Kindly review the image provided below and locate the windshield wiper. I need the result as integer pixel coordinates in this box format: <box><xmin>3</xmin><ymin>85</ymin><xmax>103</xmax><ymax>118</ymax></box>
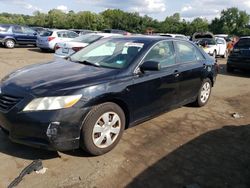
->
<box><xmin>69</xmin><ymin>58</ymin><xmax>100</xmax><ymax>67</ymax></box>
<box><xmin>79</xmin><ymin>60</ymin><xmax>100</xmax><ymax>67</ymax></box>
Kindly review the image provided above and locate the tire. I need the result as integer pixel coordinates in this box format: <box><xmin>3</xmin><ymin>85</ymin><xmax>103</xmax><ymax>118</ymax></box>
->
<box><xmin>81</xmin><ymin>102</ymin><xmax>125</xmax><ymax>156</ymax></box>
<box><xmin>4</xmin><ymin>39</ymin><xmax>15</xmax><ymax>49</ymax></box>
<box><xmin>40</xmin><ymin>48</ymin><xmax>48</xmax><ymax>52</ymax></box>
<box><xmin>227</xmin><ymin>65</ymin><xmax>234</xmax><ymax>72</ymax></box>
<box><xmin>212</xmin><ymin>50</ymin><xmax>216</xmax><ymax>58</ymax></box>
<box><xmin>194</xmin><ymin>79</ymin><xmax>212</xmax><ymax>107</ymax></box>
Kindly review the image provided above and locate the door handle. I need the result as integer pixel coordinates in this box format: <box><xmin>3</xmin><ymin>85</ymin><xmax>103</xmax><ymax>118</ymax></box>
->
<box><xmin>174</xmin><ymin>70</ymin><xmax>180</xmax><ymax>77</ymax></box>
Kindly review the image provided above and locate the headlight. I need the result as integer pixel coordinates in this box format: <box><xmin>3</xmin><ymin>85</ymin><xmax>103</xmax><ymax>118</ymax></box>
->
<box><xmin>23</xmin><ymin>95</ymin><xmax>82</xmax><ymax>111</ymax></box>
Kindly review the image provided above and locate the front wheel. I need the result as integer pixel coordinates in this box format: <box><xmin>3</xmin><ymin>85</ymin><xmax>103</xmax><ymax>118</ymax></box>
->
<box><xmin>194</xmin><ymin>79</ymin><xmax>212</xmax><ymax>107</ymax></box>
<box><xmin>5</xmin><ymin>39</ymin><xmax>15</xmax><ymax>49</ymax></box>
<box><xmin>81</xmin><ymin>102</ymin><xmax>125</xmax><ymax>156</ymax></box>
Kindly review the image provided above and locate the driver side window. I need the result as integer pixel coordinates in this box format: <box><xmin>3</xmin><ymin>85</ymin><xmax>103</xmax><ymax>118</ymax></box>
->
<box><xmin>143</xmin><ymin>41</ymin><xmax>176</xmax><ymax>68</ymax></box>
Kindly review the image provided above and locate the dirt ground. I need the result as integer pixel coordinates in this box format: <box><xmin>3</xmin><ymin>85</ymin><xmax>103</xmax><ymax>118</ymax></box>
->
<box><xmin>0</xmin><ymin>46</ymin><xmax>250</xmax><ymax>188</ymax></box>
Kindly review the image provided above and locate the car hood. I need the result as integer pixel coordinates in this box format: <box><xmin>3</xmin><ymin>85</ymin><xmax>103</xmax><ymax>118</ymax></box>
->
<box><xmin>1</xmin><ymin>59</ymin><xmax>120</xmax><ymax>96</ymax></box>
<box><xmin>58</xmin><ymin>41</ymin><xmax>89</xmax><ymax>48</ymax></box>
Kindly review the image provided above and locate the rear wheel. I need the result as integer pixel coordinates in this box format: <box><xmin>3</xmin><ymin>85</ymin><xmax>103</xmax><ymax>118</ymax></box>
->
<box><xmin>81</xmin><ymin>102</ymin><xmax>125</xmax><ymax>156</ymax></box>
<box><xmin>194</xmin><ymin>79</ymin><xmax>212</xmax><ymax>107</ymax></box>
<box><xmin>5</xmin><ymin>39</ymin><xmax>15</xmax><ymax>49</ymax></box>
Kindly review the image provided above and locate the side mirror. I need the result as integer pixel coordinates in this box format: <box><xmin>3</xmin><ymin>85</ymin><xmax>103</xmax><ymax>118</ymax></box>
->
<box><xmin>34</xmin><ymin>32</ymin><xmax>38</xmax><ymax>36</ymax></box>
<box><xmin>141</xmin><ymin>61</ymin><xmax>161</xmax><ymax>71</ymax></box>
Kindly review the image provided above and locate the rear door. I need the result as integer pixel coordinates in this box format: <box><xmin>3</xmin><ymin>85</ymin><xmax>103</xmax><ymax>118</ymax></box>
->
<box><xmin>174</xmin><ymin>41</ymin><xmax>205</xmax><ymax>105</ymax></box>
<box><xmin>22</xmin><ymin>27</ymin><xmax>37</xmax><ymax>44</ymax></box>
<box><xmin>131</xmin><ymin>40</ymin><xmax>179</xmax><ymax>121</ymax></box>
<box><xmin>12</xmin><ymin>25</ymin><xmax>26</xmax><ymax>44</ymax></box>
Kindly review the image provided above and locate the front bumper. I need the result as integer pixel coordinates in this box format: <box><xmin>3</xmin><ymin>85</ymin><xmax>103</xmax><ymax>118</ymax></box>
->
<box><xmin>0</xmin><ymin>106</ymin><xmax>90</xmax><ymax>151</ymax></box>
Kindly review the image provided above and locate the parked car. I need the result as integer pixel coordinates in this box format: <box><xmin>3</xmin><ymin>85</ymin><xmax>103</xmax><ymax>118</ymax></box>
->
<box><xmin>103</xmin><ymin>29</ymin><xmax>131</xmax><ymax>35</ymax></box>
<box><xmin>158</xmin><ymin>33</ymin><xmax>188</xmax><ymax>40</ymax></box>
<box><xmin>215</xmin><ymin>37</ymin><xmax>227</xmax><ymax>58</ymax></box>
<box><xmin>196</xmin><ymin>38</ymin><xmax>219</xmax><ymax>57</ymax></box>
<box><xmin>227</xmin><ymin>37</ymin><xmax>250</xmax><ymax>72</ymax></box>
<box><xmin>0</xmin><ymin>36</ymin><xmax>217</xmax><ymax>155</ymax></box>
<box><xmin>55</xmin><ymin>33</ymin><xmax>121</xmax><ymax>58</ymax></box>
<box><xmin>69</xmin><ymin>29</ymin><xmax>96</xmax><ymax>35</ymax></box>
<box><xmin>36</xmin><ymin>30</ymin><xmax>78</xmax><ymax>51</ymax></box>
<box><xmin>0</xmin><ymin>24</ymin><xmax>37</xmax><ymax>48</ymax></box>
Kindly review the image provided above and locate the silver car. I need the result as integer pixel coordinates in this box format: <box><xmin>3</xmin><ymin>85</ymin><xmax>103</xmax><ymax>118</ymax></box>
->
<box><xmin>36</xmin><ymin>30</ymin><xmax>78</xmax><ymax>51</ymax></box>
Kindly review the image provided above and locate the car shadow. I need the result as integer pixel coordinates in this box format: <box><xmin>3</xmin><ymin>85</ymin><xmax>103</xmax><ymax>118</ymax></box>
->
<box><xmin>126</xmin><ymin>124</ymin><xmax>250</xmax><ymax>188</ymax></box>
<box><xmin>0</xmin><ymin>131</ymin><xmax>59</xmax><ymax>160</ymax></box>
<box><xmin>218</xmin><ymin>63</ymin><xmax>250</xmax><ymax>78</ymax></box>
<box><xmin>28</xmin><ymin>48</ymin><xmax>54</xmax><ymax>53</ymax></box>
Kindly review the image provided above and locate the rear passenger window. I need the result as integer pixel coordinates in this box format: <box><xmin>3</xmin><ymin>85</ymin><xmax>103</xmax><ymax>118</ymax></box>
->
<box><xmin>23</xmin><ymin>27</ymin><xmax>35</xmax><ymax>34</ymax></box>
<box><xmin>67</xmin><ymin>32</ymin><xmax>78</xmax><ymax>38</ymax></box>
<box><xmin>176</xmin><ymin>41</ymin><xmax>197</xmax><ymax>63</ymax></box>
<box><xmin>144</xmin><ymin>41</ymin><xmax>176</xmax><ymax>68</ymax></box>
<box><xmin>12</xmin><ymin>26</ymin><xmax>23</xmax><ymax>33</ymax></box>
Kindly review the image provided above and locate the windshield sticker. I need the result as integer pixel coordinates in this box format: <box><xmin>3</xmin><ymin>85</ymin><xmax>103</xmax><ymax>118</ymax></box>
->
<box><xmin>125</xmin><ymin>42</ymin><xmax>144</xmax><ymax>48</ymax></box>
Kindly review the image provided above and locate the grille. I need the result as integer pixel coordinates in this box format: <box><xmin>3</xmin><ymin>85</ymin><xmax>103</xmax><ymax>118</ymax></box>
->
<box><xmin>0</xmin><ymin>94</ymin><xmax>22</xmax><ymax>112</ymax></box>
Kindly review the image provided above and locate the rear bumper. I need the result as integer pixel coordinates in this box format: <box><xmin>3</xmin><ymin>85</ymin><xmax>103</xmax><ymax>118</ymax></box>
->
<box><xmin>227</xmin><ymin>57</ymin><xmax>250</xmax><ymax>70</ymax></box>
<box><xmin>36</xmin><ymin>42</ymin><xmax>54</xmax><ymax>50</ymax></box>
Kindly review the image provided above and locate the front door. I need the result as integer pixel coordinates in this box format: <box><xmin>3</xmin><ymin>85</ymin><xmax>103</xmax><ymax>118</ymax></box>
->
<box><xmin>130</xmin><ymin>41</ymin><xmax>179</xmax><ymax>122</ymax></box>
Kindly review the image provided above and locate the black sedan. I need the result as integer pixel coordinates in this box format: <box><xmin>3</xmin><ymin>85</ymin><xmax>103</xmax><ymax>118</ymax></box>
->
<box><xmin>0</xmin><ymin>36</ymin><xmax>217</xmax><ymax>155</ymax></box>
<box><xmin>227</xmin><ymin>37</ymin><xmax>250</xmax><ymax>72</ymax></box>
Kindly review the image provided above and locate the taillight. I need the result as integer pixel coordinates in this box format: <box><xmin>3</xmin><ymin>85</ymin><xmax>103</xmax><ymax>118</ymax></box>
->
<box><xmin>55</xmin><ymin>44</ymin><xmax>60</xmax><ymax>51</ymax></box>
<box><xmin>72</xmin><ymin>47</ymin><xmax>84</xmax><ymax>52</ymax></box>
<box><xmin>48</xmin><ymin>36</ymin><xmax>55</xmax><ymax>41</ymax></box>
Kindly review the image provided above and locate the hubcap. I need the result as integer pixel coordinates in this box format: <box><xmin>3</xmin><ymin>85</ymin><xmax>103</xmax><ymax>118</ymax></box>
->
<box><xmin>200</xmin><ymin>82</ymin><xmax>211</xmax><ymax>103</ymax></box>
<box><xmin>92</xmin><ymin>112</ymin><xmax>121</xmax><ymax>148</ymax></box>
<box><xmin>6</xmin><ymin>40</ymin><xmax>14</xmax><ymax>48</ymax></box>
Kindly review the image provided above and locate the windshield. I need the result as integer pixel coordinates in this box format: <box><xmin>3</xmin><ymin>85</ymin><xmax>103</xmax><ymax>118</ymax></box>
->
<box><xmin>72</xmin><ymin>34</ymin><xmax>103</xmax><ymax>44</ymax></box>
<box><xmin>70</xmin><ymin>38</ymin><xmax>146</xmax><ymax>69</ymax></box>
<box><xmin>235</xmin><ymin>38</ymin><xmax>250</xmax><ymax>48</ymax></box>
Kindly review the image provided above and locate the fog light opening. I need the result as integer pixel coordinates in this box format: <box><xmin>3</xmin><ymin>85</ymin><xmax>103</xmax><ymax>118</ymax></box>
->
<box><xmin>47</xmin><ymin>122</ymin><xmax>60</xmax><ymax>138</ymax></box>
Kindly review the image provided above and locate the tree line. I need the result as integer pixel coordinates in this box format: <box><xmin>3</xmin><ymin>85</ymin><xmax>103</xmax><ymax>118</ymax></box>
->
<box><xmin>0</xmin><ymin>7</ymin><xmax>249</xmax><ymax>36</ymax></box>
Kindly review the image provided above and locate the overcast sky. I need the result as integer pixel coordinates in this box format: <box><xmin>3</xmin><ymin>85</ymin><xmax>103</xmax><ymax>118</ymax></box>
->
<box><xmin>0</xmin><ymin>0</ymin><xmax>250</xmax><ymax>21</ymax></box>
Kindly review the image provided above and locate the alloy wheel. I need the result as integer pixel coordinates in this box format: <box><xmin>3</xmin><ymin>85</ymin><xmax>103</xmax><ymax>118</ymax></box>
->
<box><xmin>200</xmin><ymin>82</ymin><xmax>211</xmax><ymax>103</ymax></box>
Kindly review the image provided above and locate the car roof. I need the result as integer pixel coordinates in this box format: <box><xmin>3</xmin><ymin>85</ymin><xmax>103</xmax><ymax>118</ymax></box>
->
<box><xmin>91</xmin><ymin>33</ymin><xmax>122</xmax><ymax>37</ymax></box>
<box><xmin>106</xmin><ymin>35</ymin><xmax>189</xmax><ymax>43</ymax></box>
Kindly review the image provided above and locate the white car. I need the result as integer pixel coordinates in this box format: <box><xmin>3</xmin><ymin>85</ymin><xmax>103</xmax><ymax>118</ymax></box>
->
<box><xmin>197</xmin><ymin>37</ymin><xmax>227</xmax><ymax>58</ymax></box>
<box><xmin>215</xmin><ymin>37</ymin><xmax>227</xmax><ymax>58</ymax></box>
<box><xmin>36</xmin><ymin>30</ymin><xmax>78</xmax><ymax>51</ymax></box>
<box><xmin>54</xmin><ymin>33</ymin><xmax>122</xmax><ymax>58</ymax></box>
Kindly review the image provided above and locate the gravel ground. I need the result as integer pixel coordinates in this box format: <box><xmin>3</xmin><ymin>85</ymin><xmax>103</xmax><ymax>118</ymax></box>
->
<box><xmin>0</xmin><ymin>46</ymin><xmax>250</xmax><ymax>188</ymax></box>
